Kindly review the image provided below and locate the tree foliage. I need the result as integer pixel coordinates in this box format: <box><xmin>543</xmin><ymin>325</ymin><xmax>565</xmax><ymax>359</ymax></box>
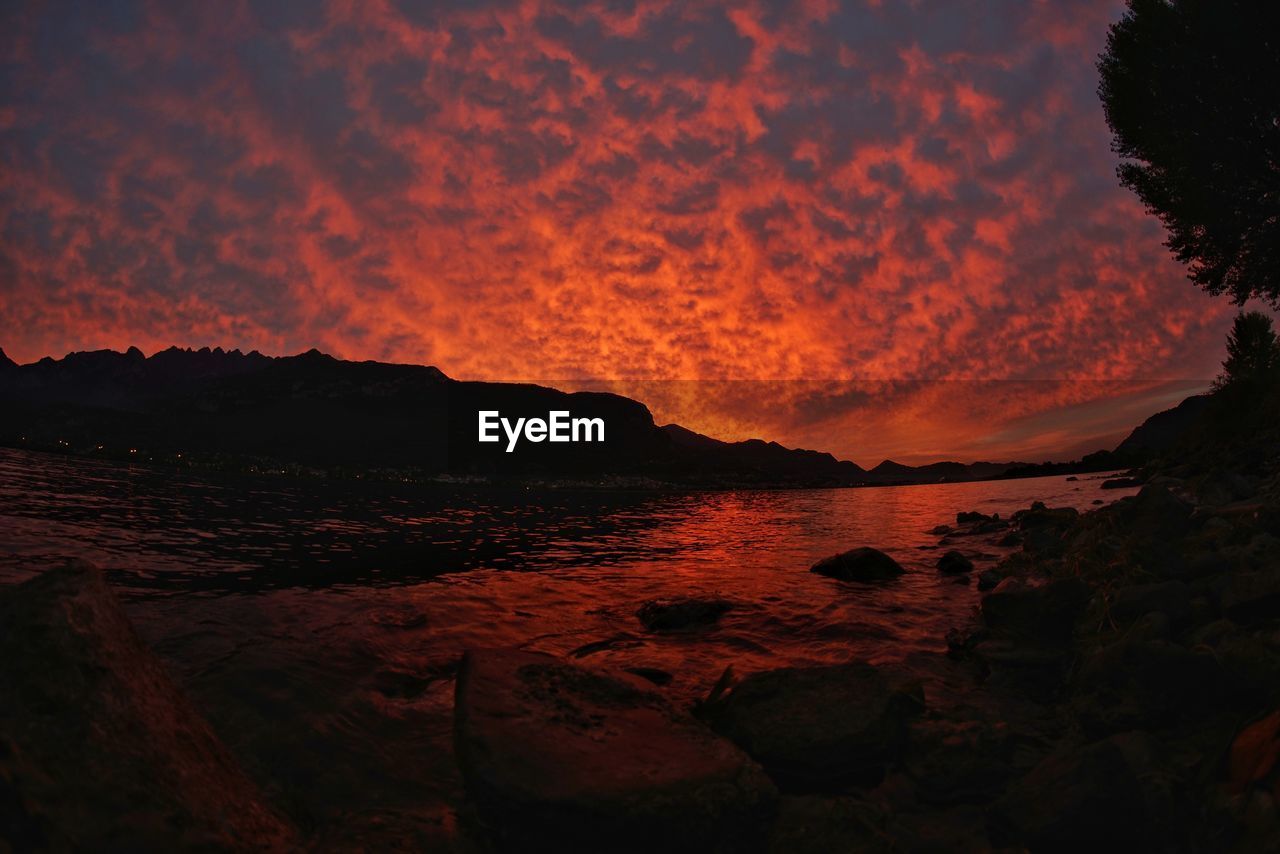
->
<box><xmin>1098</xmin><ymin>0</ymin><xmax>1280</xmax><ymax>305</ymax></box>
<box><xmin>1214</xmin><ymin>311</ymin><xmax>1279</xmax><ymax>391</ymax></box>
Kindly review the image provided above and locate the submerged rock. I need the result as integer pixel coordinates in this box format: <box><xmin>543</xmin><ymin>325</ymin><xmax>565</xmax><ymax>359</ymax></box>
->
<box><xmin>706</xmin><ymin>661</ymin><xmax>924</xmax><ymax>791</ymax></box>
<box><xmin>0</xmin><ymin>563</ymin><xmax>296</xmax><ymax>851</ymax></box>
<box><xmin>937</xmin><ymin>550</ymin><xmax>975</xmax><ymax>575</ymax></box>
<box><xmin>636</xmin><ymin>597</ymin><xmax>734</xmax><ymax>631</ymax></box>
<box><xmin>809</xmin><ymin>548</ymin><xmax>905</xmax><ymax>583</ymax></box>
<box><xmin>623</xmin><ymin>665</ymin><xmax>674</xmax><ymax>686</ymax></box>
<box><xmin>453</xmin><ymin>648</ymin><xmax>777</xmax><ymax>852</ymax></box>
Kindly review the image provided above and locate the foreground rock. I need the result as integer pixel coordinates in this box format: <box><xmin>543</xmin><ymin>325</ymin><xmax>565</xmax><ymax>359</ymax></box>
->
<box><xmin>809</xmin><ymin>548</ymin><xmax>905</xmax><ymax>583</ymax></box>
<box><xmin>988</xmin><ymin>732</ymin><xmax>1172</xmax><ymax>852</ymax></box>
<box><xmin>1011</xmin><ymin>503</ymin><xmax>1080</xmax><ymax>554</ymax></box>
<box><xmin>954</xmin><ymin>511</ymin><xmax>1009</xmax><ymax>534</ymax></box>
<box><xmin>1218</xmin><ymin>566</ymin><xmax>1280</xmax><ymax>625</ymax></box>
<box><xmin>454</xmin><ymin>648</ymin><xmax>777</xmax><ymax>852</ymax></box>
<box><xmin>903</xmin><ymin>717</ymin><xmax>1013</xmax><ymax>806</ymax></box>
<box><xmin>980</xmin><ymin>577</ymin><xmax>1090</xmax><ymax>645</ymax></box>
<box><xmin>705</xmin><ymin>662</ymin><xmax>924</xmax><ymax>791</ymax></box>
<box><xmin>767</xmin><ymin>795</ymin><xmax>892</xmax><ymax>853</ymax></box>
<box><xmin>636</xmin><ymin>596</ymin><xmax>734</xmax><ymax>631</ymax></box>
<box><xmin>0</xmin><ymin>563</ymin><xmax>296</xmax><ymax>851</ymax></box>
<box><xmin>1072</xmin><ymin>638</ymin><xmax>1223</xmax><ymax>734</ymax></box>
<box><xmin>1104</xmin><ymin>580</ymin><xmax>1193</xmax><ymax>630</ymax></box>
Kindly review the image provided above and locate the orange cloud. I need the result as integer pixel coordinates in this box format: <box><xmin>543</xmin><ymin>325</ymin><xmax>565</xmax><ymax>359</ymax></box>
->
<box><xmin>0</xmin><ymin>0</ymin><xmax>1242</xmax><ymax>461</ymax></box>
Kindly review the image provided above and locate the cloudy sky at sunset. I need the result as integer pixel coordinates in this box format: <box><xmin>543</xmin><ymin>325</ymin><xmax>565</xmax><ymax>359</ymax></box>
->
<box><xmin>0</xmin><ymin>0</ymin><xmax>1249</xmax><ymax>464</ymax></box>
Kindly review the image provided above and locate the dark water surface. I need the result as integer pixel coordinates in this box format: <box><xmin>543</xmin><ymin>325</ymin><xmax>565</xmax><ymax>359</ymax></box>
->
<box><xmin>0</xmin><ymin>447</ymin><xmax>1138</xmax><ymax>839</ymax></box>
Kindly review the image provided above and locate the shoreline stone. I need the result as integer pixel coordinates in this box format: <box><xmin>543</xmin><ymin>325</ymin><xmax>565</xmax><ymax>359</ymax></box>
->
<box><xmin>937</xmin><ymin>550</ymin><xmax>975</xmax><ymax>575</ymax></box>
<box><xmin>809</xmin><ymin>548</ymin><xmax>905</xmax><ymax>583</ymax></box>
<box><xmin>0</xmin><ymin>563</ymin><xmax>296</xmax><ymax>851</ymax></box>
<box><xmin>704</xmin><ymin>661</ymin><xmax>924</xmax><ymax>792</ymax></box>
<box><xmin>453</xmin><ymin>648</ymin><xmax>778</xmax><ymax>852</ymax></box>
<box><xmin>636</xmin><ymin>597</ymin><xmax>734</xmax><ymax>631</ymax></box>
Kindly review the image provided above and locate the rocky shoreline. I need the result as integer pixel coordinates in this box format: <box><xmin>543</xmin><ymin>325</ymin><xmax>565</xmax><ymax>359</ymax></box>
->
<box><xmin>3</xmin><ymin>470</ymin><xmax>1278</xmax><ymax>851</ymax></box>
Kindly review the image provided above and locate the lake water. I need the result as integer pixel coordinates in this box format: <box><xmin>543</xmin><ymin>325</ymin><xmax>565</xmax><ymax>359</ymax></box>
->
<box><xmin>0</xmin><ymin>446</ymin><xmax>1139</xmax><ymax>841</ymax></box>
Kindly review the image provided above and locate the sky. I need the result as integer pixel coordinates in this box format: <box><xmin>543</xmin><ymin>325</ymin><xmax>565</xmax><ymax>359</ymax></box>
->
<box><xmin>0</xmin><ymin>0</ymin><xmax>1248</xmax><ymax>465</ymax></box>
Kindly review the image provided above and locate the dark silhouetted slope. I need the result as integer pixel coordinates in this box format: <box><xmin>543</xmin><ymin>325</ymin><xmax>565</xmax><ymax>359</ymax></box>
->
<box><xmin>1115</xmin><ymin>395</ymin><xmax>1212</xmax><ymax>455</ymax></box>
<box><xmin>661</xmin><ymin>424</ymin><xmax>866</xmax><ymax>484</ymax></box>
<box><xmin>0</xmin><ymin>347</ymin><xmax>863</xmax><ymax>486</ymax></box>
<box><xmin>1</xmin><ymin>346</ymin><xmax>1205</xmax><ymax>488</ymax></box>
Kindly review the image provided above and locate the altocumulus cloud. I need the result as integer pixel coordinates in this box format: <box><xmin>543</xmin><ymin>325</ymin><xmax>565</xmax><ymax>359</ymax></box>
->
<box><xmin>0</xmin><ymin>0</ymin><xmax>1244</xmax><ymax>461</ymax></box>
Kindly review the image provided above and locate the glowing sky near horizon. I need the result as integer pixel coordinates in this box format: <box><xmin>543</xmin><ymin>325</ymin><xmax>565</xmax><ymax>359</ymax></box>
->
<box><xmin>0</xmin><ymin>0</ymin><xmax>1246</xmax><ymax>464</ymax></box>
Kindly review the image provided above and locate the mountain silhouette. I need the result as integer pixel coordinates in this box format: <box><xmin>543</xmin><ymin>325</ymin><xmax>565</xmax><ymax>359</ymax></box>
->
<box><xmin>0</xmin><ymin>346</ymin><xmax>1172</xmax><ymax>487</ymax></box>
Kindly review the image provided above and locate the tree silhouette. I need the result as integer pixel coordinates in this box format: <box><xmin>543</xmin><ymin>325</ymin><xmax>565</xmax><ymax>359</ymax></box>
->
<box><xmin>1214</xmin><ymin>311</ymin><xmax>1279</xmax><ymax>392</ymax></box>
<box><xmin>1098</xmin><ymin>0</ymin><xmax>1280</xmax><ymax>305</ymax></box>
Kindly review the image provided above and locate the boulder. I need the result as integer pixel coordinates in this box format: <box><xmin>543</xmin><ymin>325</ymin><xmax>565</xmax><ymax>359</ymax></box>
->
<box><xmin>937</xmin><ymin>550</ymin><xmax>975</xmax><ymax>575</ymax></box>
<box><xmin>1101</xmin><ymin>477</ymin><xmax>1142</xmax><ymax>489</ymax></box>
<box><xmin>903</xmin><ymin>718</ymin><xmax>1011</xmax><ymax>806</ymax></box>
<box><xmin>706</xmin><ymin>662</ymin><xmax>924</xmax><ymax>791</ymax></box>
<box><xmin>988</xmin><ymin>733</ymin><xmax>1168</xmax><ymax>852</ymax></box>
<box><xmin>454</xmin><ymin>648</ymin><xmax>777</xmax><ymax>852</ymax></box>
<box><xmin>976</xmin><ymin>569</ymin><xmax>1003</xmax><ymax>591</ymax></box>
<box><xmin>968</xmin><ymin>638</ymin><xmax>1072</xmax><ymax>699</ymax></box>
<box><xmin>1107</xmin><ymin>580</ymin><xmax>1193</xmax><ymax>630</ymax></box>
<box><xmin>1013</xmin><ymin>503</ymin><xmax>1079</xmax><ymax>531</ymax></box>
<box><xmin>767</xmin><ymin>796</ymin><xmax>892</xmax><ymax>853</ymax></box>
<box><xmin>954</xmin><ymin>511</ymin><xmax>1011</xmax><ymax>534</ymax></box>
<box><xmin>1213</xmin><ymin>632</ymin><xmax>1280</xmax><ymax>711</ymax></box>
<box><xmin>980</xmin><ymin>577</ymin><xmax>1091</xmax><ymax>645</ymax></box>
<box><xmin>1012</xmin><ymin>504</ymin><xmax>1079</xmax><ymax>555</ymax></box>
<box><xmin>1123</xmin><ymin>611</ymin><xmax>1173</xmax><ymax>642</ymax></box>
<box><xmin>1219</xmin><ymin>568</ymin><xmax>1280</xmax><ymax>625</ymax></box>
<box><xmin>0</xmin><ymin>563</ymin><xmax>296</xmax><ymax>851</ymax></box>
<box><xmin>1123</xmin><ymin>484</ymin><xmax>1195</xmax><ymax>544</ymax></box>
<box><xmin>1072</xmin><ymin>638</ymin><xmax>1222</xmax><ymax>734</ymax></box>
<box><xmin>636</xmin><ymin>597</ymin><xmax>733</xmax><ymax>631</ymax></box>
<box><xmin>1196</xmin><ymin>470</ymin><xmax>1259</xmax><ymax>506</ymax></box>
<box><xmin>809</xmin><ymin>548</ymin><xmax>905</xmax><ymax>583</ymax></box>
<box><xmin>885</xmin><ymin>803</ymin><xmax>994</xmax><ymax>852</ymax></box>
<box><xmin>1021</xmin><ymin>527</ymin><xmax>1067</xmax><ymax>555</ymax></box>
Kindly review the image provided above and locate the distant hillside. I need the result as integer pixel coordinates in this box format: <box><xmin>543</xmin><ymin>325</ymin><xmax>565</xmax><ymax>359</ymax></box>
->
<box><xmin>0</xmin><ymin>347</ymin><xmax>867</xmax><ymax>487</ymax></box>
<box><xmin>867</xmin><ymin>459</ymin><xmax>1019</xmax><ymax>484</ymax></box>
<box><xmin>0</xmin><ymin>345</ymin><xmax>1201</xmax><ymax>488</ymax></box>
<box><xmin>660</xmin><ymin>424</ymin><xmax>866</xmax><ymax>483</ymax></box>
